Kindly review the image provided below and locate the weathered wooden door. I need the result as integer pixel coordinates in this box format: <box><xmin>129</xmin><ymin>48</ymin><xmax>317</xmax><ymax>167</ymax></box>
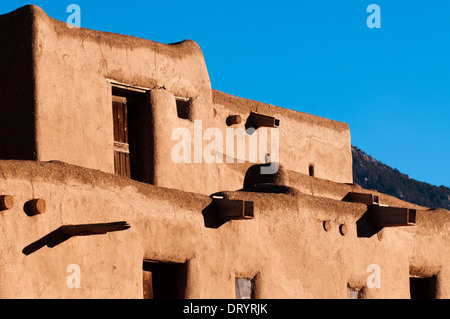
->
<box><xmin>143</xmin><ymin>270</ymin><xmax>154</xmax><ymax>299</ymax></box>
<box><xmin>112</xmin><ymin>95</ymin><xmax>131</xmax><ymax>177</ymax></box>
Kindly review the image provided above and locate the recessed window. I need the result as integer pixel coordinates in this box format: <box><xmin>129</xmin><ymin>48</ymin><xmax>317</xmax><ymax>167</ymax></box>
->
<box><xmin>143</xmin><ymin>260</ymin><xmax>188</xmax><ymax>299</ymax></box>
<box><xmin>235</xmin><ymin>277</ymin><xmax>256</xmax><ymax>299</ymax></box>
<box><xmin>309</xmin><ymin>164</ymin><xmax>315</xmax><ymax>177</ymax></box>
<box><xmin>176</xmin><ymin>97</ymin><xmax>191</xmax><ymax>120</ymax></box>
<box><xmin>410</xmin><ymin>276</ymin><xmax>437</xmax><ymax>299</ymax></box>
<box><xmin>347</xmin><ymin>285</ymin><xmax>363</xmax><ymax>299</ymax></box>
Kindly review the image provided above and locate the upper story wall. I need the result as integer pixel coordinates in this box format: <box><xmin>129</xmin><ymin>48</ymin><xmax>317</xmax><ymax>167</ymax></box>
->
<box><xmin>0</xmin><ymin>5</ymin><xmax>353</xmax><ymax>195</ymax></box>
<box><xmin>30</xmin><ymin>5</ymin><xmax>212</xmax><ymax>174</ymax></box>
<box><xmin>212</xmin><ymin>91</ymin><xmax>352</xmax><ymax>185</ymax></box>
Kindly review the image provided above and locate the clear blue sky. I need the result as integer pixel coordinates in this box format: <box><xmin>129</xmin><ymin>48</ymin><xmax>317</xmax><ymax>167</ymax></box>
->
<box><xmin>1</xmin><ymin>1</ymin><xmax>449</xmax><ymax>187</ymax></box>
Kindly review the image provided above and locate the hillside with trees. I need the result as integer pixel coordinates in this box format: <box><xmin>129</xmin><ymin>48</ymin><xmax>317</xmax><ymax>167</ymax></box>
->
<box><xmin>352</xmin><ymin>145</ymin><xmax>450</xmax><ymax>210</ymax></box>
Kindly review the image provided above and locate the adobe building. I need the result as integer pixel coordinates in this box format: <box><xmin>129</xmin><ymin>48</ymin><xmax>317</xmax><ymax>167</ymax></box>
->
<box><xmin>0</xmin><ymin>4</ymin><xmax>448</xmax><ymax>299</ymax></box>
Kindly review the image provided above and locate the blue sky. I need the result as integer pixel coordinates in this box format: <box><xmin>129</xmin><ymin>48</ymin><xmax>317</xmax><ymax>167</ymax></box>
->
<box><xmin>1</xmin><ymin>1</ymin><xmax>449</xmax><ymax>187</ymax></box>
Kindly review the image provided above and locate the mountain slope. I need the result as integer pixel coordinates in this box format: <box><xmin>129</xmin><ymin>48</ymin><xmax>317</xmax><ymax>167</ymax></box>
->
<box><xmin>352</xmin><ymin>145</ymin><xmax>450</xmax><ymax>210</ymax></box>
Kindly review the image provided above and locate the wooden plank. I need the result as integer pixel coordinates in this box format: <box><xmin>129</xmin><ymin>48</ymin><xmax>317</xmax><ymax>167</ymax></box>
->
<box><xmin>123</xmin><ymin>101</ymin><xmax>128</xmax><ymax>144</ymax></box>
<box><xmin>111</xmin><ymin>81</ymin><xmax>147</xmax><ymax>94</ymax></box>
<box><xmin>115</xmin><ymin>152</ymin><xmax>130</xmax><ymax>177</ymax></box>
<box><xmin>370</xmin><ymin>205</ymin><xmax>416</xmax><ymax>227</ymax></box>
<box><xmin>114</xmin><ymin>141</ymin><xmax>130</xmax><ymax>154</ymax></box>
<box><xmin>143</xmin><ymin>270</ymin><xmax>153</xmax><ymax>299</ymax></box>
<box><xmin>112</xmin><ymin>95</ymin><xmax>127</xmax><ymax>103</ymax></box>
<box><xmin>60</xmin><ymin>221</ymin><xmax>130</xmax><ymax>236</ymax></box>
<box><xmin>113</xmin><ymin>99</ymin><xmax>129</xmax><ymax>145</ymax></box>
<box><xmin>118</xmin><ymin>100</ymin><xmax>124</xmax><ymax>143</ymax></box>
<box><xmin>125</xmin><ymin>152</ymin><xmax>131</xmax><ymax>177</ymax></box>
<box><xmin>112</xmin><ymin>101</ymin><xmax>119</xmax><ymax>142</ymax></box>
<box><xmin>121</xmin><ymin>152</ymin><xmax>126</xmax><ymax>177</ymax></box>
<box><xmin>114</xmin><ymin>151</ymin><xmax>120</xmax><ymax>175</ymax></box>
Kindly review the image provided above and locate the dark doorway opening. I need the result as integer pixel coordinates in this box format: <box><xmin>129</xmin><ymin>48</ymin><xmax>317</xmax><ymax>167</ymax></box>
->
<box><xmin>143</xmin><ymin>261</ymin><xmax>188</xmax><ymax>299</ymax></box>
<box><xmin>410</xmin><ymin>276</ymin><xmax>437</xmax><ymax>299</ymax></box>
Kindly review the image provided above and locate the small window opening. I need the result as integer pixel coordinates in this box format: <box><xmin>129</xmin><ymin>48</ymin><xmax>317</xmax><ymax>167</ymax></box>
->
<box><xmin>347</xmin><ymin>285</ymin><xmax>363</xmax><ymax>299</ymax></box>
<box><xmin>143</xmin><ymin>261</ymin><xmax>187</xmax><ymax>299</ymax></box>
<box><xmin>373</xmin><ymin>195</ymin><xmax>380</xmax><ymax>205</ymax></box>
<box><xmin>235</xmin><ymin>277</ymin><xmax>256</xmax><ymax>299</ymax></box>
<box><xmin>309</xmin><ymin>164</ymin><xmax>315</xmax><ymax>177</ymax></box>
<box><xmin>410</xmin><ymin>276</ymin><xmax>437</xmax><ymax>299</ymax></box>
<box><xmin>176</xmin><ymin>98</ymin><xmax>191</xmax><ymax>120</ymax></box>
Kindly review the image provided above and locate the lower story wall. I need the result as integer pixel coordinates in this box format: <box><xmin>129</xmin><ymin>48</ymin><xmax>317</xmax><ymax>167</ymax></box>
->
<box><xmin>0</xmin><ymin>160</ymin><xmax>448</xmax><ymax>298</ymax></box>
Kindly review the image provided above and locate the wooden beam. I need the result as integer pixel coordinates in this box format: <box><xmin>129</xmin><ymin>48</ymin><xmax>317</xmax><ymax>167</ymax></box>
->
<box><xmin>110</xmin><ymin>81</ymin><xmax>148</xmax><ymax>93</ymax></box>
<box><xmin>0</xmin><ymin>195</ymin><xmax>14</xmax><ymax>211</ymax></box>
<box><xmin>60</xmin><ymin>221</ymin><xmax>131</xmax><ymax>236</ymax></box>
<box><xmin>29</xmin><ymin>198</ymin><xmax>46</xmax><ymax>215</ymax></box>
<box><xmin>226</xmin><ymin>115</ymin><xmax>242</xmax><ymax>126</ymax></box>
<box><xmin>346</xmin><ymin>192</ymin><xmax>380</xmax><ymax>205</ymax></box>
<box><xmin>369</xmin><ymin>205</ymin><xmax>416</xmax><ymax>227</ymax></box>
<box><xmin>248</xmin><ymin>112</ymin><xmax>280</xmax><ymax>128</ymax></box>
<box><xmin>213</xmin><ymin>198</ymin><xmax>254</xmax><ymax>220</ymax></box>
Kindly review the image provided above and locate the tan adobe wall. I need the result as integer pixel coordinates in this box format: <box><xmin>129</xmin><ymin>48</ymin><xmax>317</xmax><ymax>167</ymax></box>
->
<box><xmin>0</xmin><ymin>5</ymin><xmax>353</xmax><ymax>197</ymax></box>
<box><xmin>0</xmin><ymin>160</ymin><xmax>448</xmax><ymax>298</ymax></box>
<box><xmin>212</xmin><ymin>91</ymin><xmax>353</xmax><ymax>184</ymax></box>
<box><xmin>30</xmin><ymin>5</ymin><xmax>212</xmax><ymax>177</ymax></box>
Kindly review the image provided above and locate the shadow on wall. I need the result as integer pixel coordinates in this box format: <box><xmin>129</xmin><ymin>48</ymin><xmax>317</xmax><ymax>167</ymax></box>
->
<box><xmin>201</xmin><ymin>199</ymin><xmax>230</xmax><ymax>229</ymax></box>
<box><xmin>202</xmin><ymin>193</ymin><xmax>254</xmax><ymax>229</ymax></box>
<box><xmin>22</xmin><ymin>222</ymin><xmax>131</xmax><ymax>255</ymax></box>
<box><xmin>341</xmin><ymin>193</ymin><xmax>383</xmax><ymax>238</ymax></box>
<box><xmin>355</xmin><ymin>209</ymin><xmax>383</xmax><ymax>238</ymax></box>
<box><xmin>22</xmin><ymin>227</ymin><xmax>72</xmax><ymax>255</ymax></box>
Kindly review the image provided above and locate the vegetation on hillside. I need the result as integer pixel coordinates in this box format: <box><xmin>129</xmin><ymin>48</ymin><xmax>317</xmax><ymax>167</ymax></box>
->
<box><xmin>352</xmin><ymin>145</ymin><xmax>450</xmax><ymax>210</ymax></box>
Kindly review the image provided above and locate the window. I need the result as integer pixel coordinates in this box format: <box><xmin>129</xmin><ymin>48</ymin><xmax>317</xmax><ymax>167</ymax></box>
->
<box><xmin>143</xmin><ymin>261</ymin><xmax>188</xmax><ymax>299</ymax></box>
<box><xmin>309</xmin><ymin>164</ymin><xmax>315</xmax><ymax>177</ymax></box>
<box><xmin>410</xmin><ymin>276</ymin><xmax>437</xmax><ymax>299</ymax></box>
<box><xmin>347</xmin><ymin>285</ymin><xmax>363</xmax><ymax>299</ymax></box>
<box><xmin>176</xmin><ymin>97</ymin><xmax>191</xmax><ymax>120</ymax></box>
<box><xmin>235</xmin><ymin>277</ymin><xmax>256</xmax><ymax>299</ymax></box>
<box><xmin>112</xmin><ymin>86</ymin><xmax>154</xmax><ymax>184</ymax></box>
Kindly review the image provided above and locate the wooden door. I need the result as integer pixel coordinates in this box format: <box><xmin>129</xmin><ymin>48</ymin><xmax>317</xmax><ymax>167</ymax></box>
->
<box><xmin>113</xmin><ymin>95</ymin><xmax>131</xmax><ymax>177</ymax></box>
<box><xmin>143</xmin><ymin>270</ymin><xmax>154</xmax><ymax>299</ymax></box>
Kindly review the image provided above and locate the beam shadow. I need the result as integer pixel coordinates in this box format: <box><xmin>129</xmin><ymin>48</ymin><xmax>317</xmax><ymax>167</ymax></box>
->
<box><xmin>22</xmin><ymin>221</ymin><xmax>131</xmax><ymax>255</ymax></box>
<box><xmin>22</xmin><ymin>227</ymin><xmax>71</xmax><ymax>255</ymax></box>
<box><xmin>202</xmin><ymin>200</ymin><xmax>227</xmax><ymax>229</ymax></box>
<box><xmin>356</xmin><ymin>209</ymin><xmax>383</xmax><ymax>238</ymax></box>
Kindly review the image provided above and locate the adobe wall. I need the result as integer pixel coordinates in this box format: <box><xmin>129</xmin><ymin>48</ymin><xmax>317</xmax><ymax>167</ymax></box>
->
<box><xmin>29</xmin><ymin>5</ymin><xmax>215</xmax><ymax>194</ymax></box>
<box><xmin>212</xmin><ymin>91</ymin><xmax>353</xmax><ymax>185</ymax></box>
<box><xmin>0</xmin><ymin>160</ymin><xmax>448</xmax><ymax>298</ymax></box>
<box><xmin>0</xmin><ymin>5</ymin><xmax>353</xmax><ymax>197</ymax></box>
